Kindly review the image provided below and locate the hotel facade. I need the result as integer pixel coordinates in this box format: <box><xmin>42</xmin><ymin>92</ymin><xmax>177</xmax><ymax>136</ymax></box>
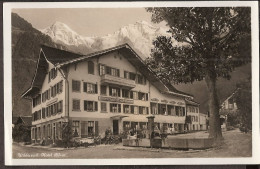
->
<box><xmin>22</xmin><ymin>44</ymin><xmax>197</xmax><ymax>143</ymax></box>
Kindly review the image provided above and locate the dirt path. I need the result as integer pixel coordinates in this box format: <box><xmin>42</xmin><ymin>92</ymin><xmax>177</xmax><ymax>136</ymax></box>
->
<box><xmin>12</xmin><ymin>129</ymin><xmax>252</xmax><ymax>159</ymax></box>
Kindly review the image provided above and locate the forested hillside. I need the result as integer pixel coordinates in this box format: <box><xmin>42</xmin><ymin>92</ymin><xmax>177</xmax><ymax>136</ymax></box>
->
<box><xmin>12</xmin><ymin>13</ymin><xmax>65</xmax><ymax>116</ymax></box>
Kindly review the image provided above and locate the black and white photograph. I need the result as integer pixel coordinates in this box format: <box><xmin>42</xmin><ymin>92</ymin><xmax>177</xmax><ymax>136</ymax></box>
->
<box><xmin>3</xmin><ymin>1</ymin><xmax>259</xmax><ymax>165</ymax></box>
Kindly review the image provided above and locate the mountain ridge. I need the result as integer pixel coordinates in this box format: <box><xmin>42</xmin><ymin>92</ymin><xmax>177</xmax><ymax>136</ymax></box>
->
<box><xmin>12</xmin><ymin>13</ymin><xmax>251</xmax><ymax>116</ymax></box>
<box><xmin>40</xmin><ymin>20</ymin><xmax>172</xmax><ymax>59</ymax></box>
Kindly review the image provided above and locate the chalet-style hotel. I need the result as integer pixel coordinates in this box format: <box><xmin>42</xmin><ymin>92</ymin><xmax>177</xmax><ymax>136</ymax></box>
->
<box><xmin>22</xmin><ymin>43</ymin><xmax>198</xmax><ymax>142</ymax></box>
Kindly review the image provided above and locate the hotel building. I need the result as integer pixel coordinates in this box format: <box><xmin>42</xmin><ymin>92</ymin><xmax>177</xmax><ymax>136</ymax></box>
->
<box><xmin>22</xmin><ymin>44</ymin><xmax>196</xmax><ymax>142</ymax></box>
<box><xmin>186</xmin><ymin>100</ymin><xmax>200</xmax><ymax>131</ymax></box>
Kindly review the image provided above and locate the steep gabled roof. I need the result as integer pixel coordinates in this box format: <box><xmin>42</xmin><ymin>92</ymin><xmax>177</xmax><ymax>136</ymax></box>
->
<box><xmin>22</xmin><ymin>43</ymin><xmax>193</xmax><ymax>99</ymax></box>
<box><xmin>22</xmin><ymin>45</ymin><xmax>83</xmax><ymax>98</ymax></box>
<box><xmin>56</xmin><ymin>43</ymin><xmax>192</xmax><ymax>98</ymax></box>
<box><xmin>41</xmin><ymin>45</ymin><xmax>83</xmax><ymax>65</ymax></box>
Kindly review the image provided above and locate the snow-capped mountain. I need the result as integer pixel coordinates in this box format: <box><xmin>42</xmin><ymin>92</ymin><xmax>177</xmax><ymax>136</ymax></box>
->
<box><xmin>40</xmin><ymin>21</ymin><xmax>96</xmax><ymax>48</ymax></box>
<box><xmin>40</xmin><ymin>21</ymin><xmax>174</xmax><ymax>58</ymax></box>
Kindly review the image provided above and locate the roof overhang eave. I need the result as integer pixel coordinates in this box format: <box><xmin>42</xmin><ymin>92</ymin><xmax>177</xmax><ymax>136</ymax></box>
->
<box><xmin>57</xmin><ymin>44</ymin><xmax>128</xmax><ymax>68</ymax></box>
<box><xmin>21</xmin><ymin>87</ymin><xmax>33</xmax><ymax>98</ymax></box>
<box><xmin>162</xmin><ymin>91</ymin><xmax>193</xmax><ymax>99</ymax></box>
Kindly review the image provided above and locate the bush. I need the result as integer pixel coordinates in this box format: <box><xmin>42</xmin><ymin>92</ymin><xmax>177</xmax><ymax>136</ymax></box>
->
<box><xmin>227</xmin><ymin>126</ymin><xmax>235</xmax><ymax>131</ymax></box>
<box><xmin>12</xmin><ymin>123</ymin><xmax>31</xmax><ymax>143</ymax></box>
<box><xmin>61</xmin><ymin>122</ymin><xmax>74</xmax><ymax>148</ymax></box>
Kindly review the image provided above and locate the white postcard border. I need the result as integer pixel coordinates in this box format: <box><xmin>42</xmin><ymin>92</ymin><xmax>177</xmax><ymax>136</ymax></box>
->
<box><xmin>4</xmin><ymin>1</ymin><xmax>259</xmax><ymax>165</ymax></box>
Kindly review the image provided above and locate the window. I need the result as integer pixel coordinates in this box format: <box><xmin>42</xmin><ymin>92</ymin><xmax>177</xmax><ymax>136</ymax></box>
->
<box><xmin>109</xmin><ymin>87</ymin><xmax>120</xmax><ymax>97</ymax></box>
<box><xmin>122</xmin><ymin>89</ymin><xmax>130</xmax><ymax>98</ymax></box>
<box><xmin>123</xmin><ymin>105</ymin><xmax>130</xmax><ymax>114</ymax></box>
<box><xmin>123</xmin><ymin>121</ymin><xmax>130</xmax><ymax>130</ymax></box>
<box><xmin>124</xmin><ymin>71</ymin><xmax>129</xmax><ymax>79</ymax></box>
<box><xmin>132</xmin><ymin>91</ymin><xmax>138</xmax><ymax>100</ymax></box>
<box><xmin>106</xmin><ymin>66</ymin><xmax>111</xmax><ymax>75</ymax></box>
<box><xmin>110</xmin><ymin>103</ymin><xmax>121</xmax><ymax>113</ymax></box>
<box><xmin>72</xmin><ymin>80</ymin><xmax>80</xmax><ymax>92</ymax></box>
<box><xmin>139</xmin><ymin>106</ymin><xmax>148</xmax><ymax>115</ymax></box>
<box><xmin>129</xmin><ymin>72</ymin><xmax>136</xmax><ymax>81</ymax></box>
<box><xmin>83</xmin><ymin>82</ymin><xmax>97</xmax><ymax>94</ymax></box>
<box><xmin>99</xmin><ymin>64</ymin><xmax>105</xmax><ymax>75</ymax></box>
<box><xmin>158</xmin><ymin>104</ymin><xmax>167</xmax><ymax>115</ymax></box>
<box><xmin>151</xmin><ymin>103</ymin><xmax>158</xmax><ymax>115</ymax></box>
<box><xmin>88</xmin><ymin>61</ymin><xmax>94</xmax><ymax>74</ymax></box>
<box><xmin>167</xmin><ymin>105</ymin><xmax>176</xmax><ymax>116</ymax></box>
<box><xmin>32</xmin><ymin>94</ymin><xmax>41</xmax><ymax>107</ymax></box>
<box><xmin>101</xmin><ymin>102</ymin><xmax>107</xmax><ymax>112</ymax></box>
<box><xmin>58</xmin><ymin>100</ymin><xmax>63</xmax><ymax>113</ymax></box>
<box><xmin>111</xmin><ymin>68</ymin><xmax>120</xmax><ymax>77</ymax></box>
<box><xmin>101</xmin><ymin>85</ymin><xmax>107</xmax><ymax>95</ymax></box>
<box><xmin>88</xmin><ymin>121</ymin><xmax>94</xmax><ymax>137</ymax></box>
<box><xmin>138</xmin><ymin>92</ymin><xmax>148</xmax><ymax>101</ymax></box>
<box><xmin>72</xmin><ymin>121</ymin><xmax>80</xmax><ymax>137</ymax></box>
<box><xmin>48</xmin><ymin>68</ymin><xmax>57</xmax><ymax>82</ymax></box>
<box><xmin>176</xmin><ymin>106</ymin><xmax>185</xmax><ymax>116</ymax></box>
<box><xmin>134</xmin><ymin>106</ymin><xmax>139</xmax><ymax>115</ymax></box>
<box><xmin>42</xmin><ymin>108</ymin><xmax>46</xmax><ymax>119</ymax></box>
<box><xmin>57</xmin><ymin>80</ymin><xmax>63</xmax><ymax>93</ymax></box>
<box><xmin>136</xmin><ymin>74</ymin><xmax>146</xmax><ymax>85</ymax></box>
<box><xmin>102</xmin><ymin>65</ymin><xmax>120</xmax><ymax>77</ymax></box>
<box><xmin>84</xmin><ymin>100</ymin><xmax>98</xmax><ymax>111</ymax></box>
<box><xmin>73</xmin><ymin>99</ymin><xmax>80</xmax><ymax>111</ymax></box>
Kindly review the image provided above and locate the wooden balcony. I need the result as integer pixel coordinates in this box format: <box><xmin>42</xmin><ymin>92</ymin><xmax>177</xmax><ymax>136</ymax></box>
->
<box><xmin>100</xmin><ymin>74</ymin><xmax>136</xmax><ymax>88</ymax></box>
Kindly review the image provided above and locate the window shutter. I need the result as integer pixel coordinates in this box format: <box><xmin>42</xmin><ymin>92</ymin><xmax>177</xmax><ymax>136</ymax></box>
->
<box><xmin>98</xmin><ymin>64</ymin><xmax>101</xmax><ymax>75</ymax></box>
<box><xmin>106</xmin><ymin>66</ymin><xmax>110</xmax><ymax>74</ymax></box>
<box><xmin>131</xmin><ymin>105</ymin><xmax>134</xmax><ymax>114</ymax></box>
<box><xmin>130</xmin><ymin>91</ymin><xmax>133</xmax><ymax>99</ymax></box>
<box><xmin>117</xmin><ymin>69</ymin><xmax>120</xmax><ymax>77</ymax></box>
<box><xmin>95</xmin><ymin>102</ymin><xmax>98</xmax><ymax>111</ymax></box>
<box><xmin>146</xmin><ymin>93</ymin><xmax>148</xmax><ymax>101</ymax></box>
<box><xmin>117</xmin><ymin>88</ymin><xmax>120</xmax><ymax>97</ymax></box>
<box><xmin>95</xmin><ymin>121</ymin><xmax>99</xmax><ymax>136</ymax></box>
<box><xmin>124</xmin><ymin>71</ymin><xmax>126</xmax><ymax>78</ymax></box>
<box><xmin>84</xmin><ymin>101</ymin><xmax>87</xmax><ymax>111</ymax></box>
<box><xmin>109</xmin><ymin>87</ymin><xmax>112</xmax><ymax>96</ymax></box>
<box><xmin>110</xmin><ymin>103</ymin><xmax>112</xmax><ymax>112</ymax></box>
<box><xmin>95</xmin><ymin>84</ymin><xmax>98</xmax><ymax>93</ymax></box>
<box><xmin>118</xmin><ymin>104</ymin><xmax>121</xmax><ymax>113</ymax></box>
<box><xmin>83</xmin><ymin>83</ymin><xmax>87</xmax><ymax>92</ymax></box>
<box><xmin>139</xmin><ymin>107</ymin><xmax>142</xmax><ymax>114</ymax></box>
<box><xmin>60</xmin><ymin>101</ymin><xmax>62</xmax><ymax>113</ymax></box>
<box><xmin>60</xmin><ymin>81</ymin><xmax>62</xmax><ymax>93</ymax></box>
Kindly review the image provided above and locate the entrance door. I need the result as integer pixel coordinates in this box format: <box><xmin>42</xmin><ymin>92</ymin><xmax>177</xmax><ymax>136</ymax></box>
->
<box><xmin>113</xmin><ymin>120</ymin><xmax>119</xmax><ymax>135</ymax></box>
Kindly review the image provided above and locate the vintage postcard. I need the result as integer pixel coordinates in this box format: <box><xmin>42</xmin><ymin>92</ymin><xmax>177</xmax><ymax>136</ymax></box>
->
<box><xmin>3</xmin><ymin>1</ymin><xmax>260</xmax><ymax>165</ymax></box>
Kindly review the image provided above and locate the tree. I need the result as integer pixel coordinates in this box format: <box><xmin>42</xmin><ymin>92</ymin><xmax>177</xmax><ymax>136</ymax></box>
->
<box><xmin>146</xmin><ymin>7</ymin><xmax>251</xmax><ymax>142</ymax></box>
<box><xmin>12</xmin><ymin>123</ymin><xmax>31</xmax><ymax>142</ymax></box>
<box><xmin>62</xmin><ymin>122</ymin><xmax>73</xmax><ymax>148</ymax></box>
<box><xmin>234</xmin><ymin>77</ymin><xmax>252</xmax><ymax>132</ymax></box>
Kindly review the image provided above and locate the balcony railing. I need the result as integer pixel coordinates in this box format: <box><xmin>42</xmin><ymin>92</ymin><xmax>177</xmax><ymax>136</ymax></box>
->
<box><xmin>98</xmin><ymin>96</ymin><xmax>134</xmax><ymax>104</ymax></box>
<box><xmin>100</xmin><ymin>74</ymin><xmax>136</xmax><ymax>88</ymax></box>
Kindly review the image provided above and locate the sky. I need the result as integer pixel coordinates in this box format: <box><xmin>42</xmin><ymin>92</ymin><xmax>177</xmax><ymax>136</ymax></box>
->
<box><xmin>12</xmin><ymin>8</ymin><xmax>167</xmax><ymax>37</ymax></box>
